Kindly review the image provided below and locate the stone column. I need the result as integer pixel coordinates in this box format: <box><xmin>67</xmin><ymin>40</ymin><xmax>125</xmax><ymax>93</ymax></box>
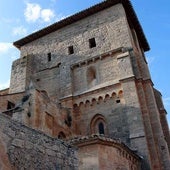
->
<box><xmin>136</xmin><ymin>80</ymin><xmax>161</xmax><ymax>170</ymax></box>
<box><xmin>143</xmin><ymin>80</ymin><xmax>170</xmax><ymax>170</ymax></box>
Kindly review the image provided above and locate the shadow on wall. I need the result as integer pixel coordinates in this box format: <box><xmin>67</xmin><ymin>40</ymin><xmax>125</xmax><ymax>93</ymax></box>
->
<box><xmin>73</xmin><ymin>95</ymin><xmax>150</xmax><ymax>170</ymax></box>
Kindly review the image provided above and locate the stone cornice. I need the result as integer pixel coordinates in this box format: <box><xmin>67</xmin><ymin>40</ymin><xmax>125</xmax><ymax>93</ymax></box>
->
<box><xmin>0</xmin><ymin>91</ymin><xmax>25</xmax><ymax>97</ymax></box>
<box><xmin>59</xmin><ymin>82</ymin><xmax>121</xmax><ymax>104</ymax></box>
<box><xmin>70</xmin><ymin>47</ymin><xmax>124</xmax><ymax>69</ymax></box>
<box><xmin>69</xmin><ymin>134</ymin><xmax>141</xmax><ymax>161</ymax></box>
<box><xmin>13</xmin><ymin>0</ymin><xmax>149</xmax><ymax>51</ymax></box>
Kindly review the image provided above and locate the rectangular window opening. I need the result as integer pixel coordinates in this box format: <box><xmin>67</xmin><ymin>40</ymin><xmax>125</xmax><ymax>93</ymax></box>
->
<box><xmin>68</xmin><ymin>46</ymin><xmax>74</xmax><ymax>55</ymax></box>
<box><xmin>89</xmin><ymin>38</ymin><xmax>96</xmax><ymax>48</ymax></box>
<box><xmin>48</xmin><ymin>53</ymin><xmax>51</xmax><ymax>61</ymax></box>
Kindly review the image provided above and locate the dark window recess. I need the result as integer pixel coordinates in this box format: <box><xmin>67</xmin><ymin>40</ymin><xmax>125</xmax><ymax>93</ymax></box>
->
<box><xmin>7</xmin><ymin>101</ymin><xmax>15</xmax><ymax>110</ymax></box>
<box><xmin>36</xmin><ymin>78</ymin><xmax>40</xmax><ymax>82</ymax></box>
<box><xmin>48</xmin><ymin>53</ymin><xmax>51</xmax><ymax>61</ymax></box>
<box><xmin>89</xmin><ymin>38</ymin><xmax>96</xmax><ymax>48</ymax></box>
<box><xmin>116</xmin><ymin>99</ymin><xmax>120</xmax><ymax>103</ymax></box>
<box><xmin>98</xmin><ymin>122</ymin><xmax>105</xmax><ymax>134</ymax></box>
<box><xmin>68</xmin><ymin>46</ymin><xmax>74</xmax><ymax>55</ymax></box>
<box><xmin>58</xmin><ymin>132</ymin><xmax>66</xmax><ymax>139</ymax></box>
<box><xmin>27</xmin><ymin>112</ymin><xmax>31</xmax><ymax>117</ymax></box>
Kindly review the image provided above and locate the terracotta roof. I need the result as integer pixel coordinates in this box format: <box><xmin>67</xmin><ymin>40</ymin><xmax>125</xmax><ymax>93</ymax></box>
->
<box><xmin>13</xmin><ymin>0</ymin><xmax>150</xmax><ymax>51</ymax></box>
<box><xmin>68</xmin><ymin>134</ymin><xmax>141</xmax><ymax>159</ymax></box>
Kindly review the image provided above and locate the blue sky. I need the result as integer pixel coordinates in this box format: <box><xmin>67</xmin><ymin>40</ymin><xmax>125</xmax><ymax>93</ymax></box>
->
<box><xmin>0</xmin><ymin>0</ymin><xmax>170</xmax><ymax>125</ymax></box>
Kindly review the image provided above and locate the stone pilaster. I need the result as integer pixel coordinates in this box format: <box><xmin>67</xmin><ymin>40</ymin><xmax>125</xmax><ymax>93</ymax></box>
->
<box><xmin>143</xmin><ymin>80</ymin><xmax>170</xmax><ymax>170</ymax></box>
<box><xmin>117</xmin><ymin>51</ymin><xmax>150</xmax><ymax>169</ymax></box>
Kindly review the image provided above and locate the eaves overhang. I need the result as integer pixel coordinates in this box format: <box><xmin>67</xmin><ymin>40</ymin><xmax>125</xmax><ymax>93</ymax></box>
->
<box><xmin>13</xmin><ymin>0</ymin><xmax>150</xmax><ymax>51</ymax></box>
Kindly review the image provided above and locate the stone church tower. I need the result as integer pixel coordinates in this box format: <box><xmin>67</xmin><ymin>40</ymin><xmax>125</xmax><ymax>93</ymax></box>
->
<box><xmin>0</xmin><ymin>0</ymin><xmax>170</xmax><ymax>169</ymax></box>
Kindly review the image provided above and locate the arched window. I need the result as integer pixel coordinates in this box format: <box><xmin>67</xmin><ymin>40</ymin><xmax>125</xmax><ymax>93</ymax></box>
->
<box><xmin>98</xmin><ymin>122</ymin><xmax>104</xmax><ymax>134</ymax></box>
<box><xmin>90</xmin><ymin>114</ymin><xmax>107</xmax><ymax>135</ymax></box>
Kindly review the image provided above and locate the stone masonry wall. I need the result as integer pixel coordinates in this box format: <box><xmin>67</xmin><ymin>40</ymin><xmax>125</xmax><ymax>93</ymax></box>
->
<box><xmin>0</xmin><ymin>92</ymin><xmax>24</xmax><ymax>113</ymax></box>
<box><xmin>70</xmin><ymin>51</ymin><xmax>151</xmax><ymax>169</ymax></box>
<box><xmin>0</xmin><ymin>113</ymin><xmax>78</xmax><ymax>170</ymax></box>
<box><xmin>10</xmin><ymin>88</ymin><xmax>72</xmax><ymax>138</ymax></box>
<box><xmin>9</xmin><ymin>57</ymin><xmax>27</xmax><ymax>94</ymax></box>
<box><xmin>7</xmin><ymin>1</ymin><xmax>170</xmax><ymax>169</ymax></box>
<box><xmin>73</xmin><ymin>137</ymin><xmax>141</xmax><ymax>170</ymax></box>
<box><xmin>72</xmin><ymin>52</ymin><xmax>120</xmax><ymax>95</ymax></box>
<box><xmin>11</xmin><ymin>4</ymin><xmax>132</xmax><ymax>97</ymax></box>
<box><xmin>154</xmin><ymin>89</ymin><xmax>170</xmax><ymax>152</ymax></box>
<box><xmin>98</xmin><ymin>144</ymin><xmax>140</xmax><ymax>170</ymax></box>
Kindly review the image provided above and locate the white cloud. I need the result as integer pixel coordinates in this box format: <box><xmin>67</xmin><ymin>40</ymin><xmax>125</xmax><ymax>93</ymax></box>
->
<box><xmin>0</xmin><ymin>80</ymin><xmax>10</xmax><ymax>90</ymax></box>
<box><xmin>24</xmin><ymin>2</ymin><xmax>55</xmax><ymax>23</ymax></box>
<box><xmin>41</xmin><ymin>9</ymin><xmax>55</xmax><ymax>22</ymax></box>
<box><xmin>0</xmin><ymin>43</ymin><xmax>14</xmax><ymax>54</ymax></box>
<box><xmin>24</xmin><ymin>3</ymin><xmax>41</xmax><ymax>22</ymax></box>
<box><xmin>12</xmin><ymin>26</ymin><xmax>27</xmax><ymax>36</ymax></box>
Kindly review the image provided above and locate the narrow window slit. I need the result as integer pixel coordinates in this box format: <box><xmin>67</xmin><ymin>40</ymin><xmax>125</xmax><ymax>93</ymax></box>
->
<box><xmin>48</xmin><ymin>53</ymin><xmax>51</xmax><ymax>61</ymax></box>
<box><xmin>89</xmin><ymin>38</ymin><xmax>96</xmax><ymax>48</ymax></box>
<box><xmin>68</xmin><ymin>46</ymin><xmax>74</xmax><ymax>55</ymax></box>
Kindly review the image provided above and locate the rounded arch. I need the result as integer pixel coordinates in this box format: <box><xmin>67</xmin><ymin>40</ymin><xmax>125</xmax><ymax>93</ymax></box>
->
<box><xmin>98</xmin><ymin>96</ymin><xmax>103</xmax><ymax>103</ymax></box>
<box><xmin>91</xmin><ymin>98</ymin><xmax>97</xmax><ymax>103</ymax></box>
<box><xmin>85</xmin><ymin>100</ymin><xmax>90</xmax><ymax>107</ymax></box>
<box><xmin>91</xmin><ymin>98</ymin><xmax>97</xmax><ymax>106</ymax></box>
<box><xmin>73</xmin><ymin>103</ymin><xmax>78</xmax><ymax>109</ymax></box>
<box><xmin>104</xmin><ymin>94</ymin><xmax>110</xmax><ymax>101</ymax></box>
<box><xmin>111</xmin><ymin>92</ymin><xmax>117</xmax><ymax>99</ymax></box>
<box><xmin>79</xmin><ymin>102</ymin><xmax>84</xmax><ymax>107</ymax></box>
<box><xmin>118</xmin><ymin>90</ymin><xmax>123</xmax><ymax>98</ymax></box>
<box><xmin>118</xmin><ymin>90</ymin><xmax>125</xmax><ymax>104</ymax></box>
<box><xmin>85</xmin><ymin>100</ymin><xmax>90</xmax><ymax>104</ymax></box>
<box><xmin>90</xmin><ymin>114</ymin><xmax>107</xmax><ymax>135</ymax></box>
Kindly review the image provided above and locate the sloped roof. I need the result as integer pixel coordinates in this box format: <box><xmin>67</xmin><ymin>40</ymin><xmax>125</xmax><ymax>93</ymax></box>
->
<box><xmin>68</xmin><ymin>134</ymin><xmax>141</xmax><ymax>159</ymax></box>
<box><xmin>13</xmin><ymin>0</ymin><xmax>150</xmax><ymax>51</ymax></box>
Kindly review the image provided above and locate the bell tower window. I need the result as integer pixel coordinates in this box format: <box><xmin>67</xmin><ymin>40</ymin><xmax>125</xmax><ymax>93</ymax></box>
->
<box><xmin>48</xmin><ymin>53</ymin><xmax>51</xmax><ymax>62</ymax></box>
<box><xmin>98</xmin><ymin>122</ymin><xmax>105</xmax><ymax>134</ymax></box>
<box><xmin>90</xmin><ymin>114</ymin><xmax>107</xmax><ymax>135</ymax></box>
